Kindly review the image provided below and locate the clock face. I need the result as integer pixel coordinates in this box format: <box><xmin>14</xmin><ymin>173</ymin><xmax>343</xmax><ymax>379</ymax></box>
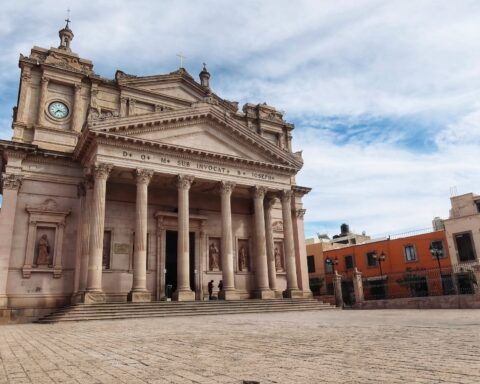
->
<box><xmin>48</xmin><ymin>101</ymin><xmax>69</xmax><ymax>119</ymax></box>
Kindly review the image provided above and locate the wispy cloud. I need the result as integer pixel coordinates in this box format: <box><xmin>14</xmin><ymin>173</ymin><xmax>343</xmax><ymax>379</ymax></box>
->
<box><xmin>0</xmin><ymin>0</ymin><xmax>479</xmax><ymax>237</ymax></box>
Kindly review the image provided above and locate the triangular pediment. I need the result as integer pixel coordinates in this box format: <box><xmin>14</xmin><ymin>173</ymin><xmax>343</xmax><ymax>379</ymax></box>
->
<box><xmin>126</xmin><ymin>122</ymin><xmax>273</xmax><ymax>162</ymax></box>
<box><xmin>83</xmin><ymin>105</ymin><xmax>303</xmax><ymax>170</ymax></box>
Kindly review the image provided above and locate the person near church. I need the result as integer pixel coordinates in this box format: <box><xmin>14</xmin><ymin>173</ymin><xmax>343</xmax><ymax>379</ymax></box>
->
<box><xmin>218</xmin><ymin>280</ymin><xmax>223</xmax><ymax>292</ymax></box>
<box><xmin>208</xmin><ymin>280</ymin><xmax>214</xmax><ymax>300</ymax></box>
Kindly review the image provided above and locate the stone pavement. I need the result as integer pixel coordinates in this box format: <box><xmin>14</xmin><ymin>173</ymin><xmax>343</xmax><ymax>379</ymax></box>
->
<box><xmin>0</xmin><ymin>309</ymin><xmax>479</xmax><ymax>384</ymax></box>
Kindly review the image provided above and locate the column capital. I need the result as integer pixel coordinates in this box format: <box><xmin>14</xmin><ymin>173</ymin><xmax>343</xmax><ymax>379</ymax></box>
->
<box><xmin>265</xmin><ymin>196</ymin><xmax>277</xmax><ymax>210</ymax></box>
<box><xmin>218</xmin><ymin>181</ymin><xmax>235</xmax><ymax>195</ymax></box>
<box><xmin>135</xmin><ymin>168</ymin><xmax>154</xmax><ymax>185</ymax></box>
<box><xmin>1</xmin><ymin>173</ymin><xmax>23</xmax><ymax>190</ymax></box>
<box><xmin>279</xmin><ymin>189</ymin><xmax>293</xmax><ymax>203</ymax></box>
<box><xmin>74</xmin><ymin>83</ymin><xmax>83</xmax><ymax>91</ymax></box>
<box><xmin>251</xmin><ymin>185</ymin><xmax>267</xmax><ymax>199</ymax></box>
<box><xmin>294</xmin><ymin>208</ymin><xmax>306</xmax><ymax>219</ymax></box>
<box><xmin>41</xmin><ymin>76</ymin><xmax>50</xmax><ymax>85</ymax></box>
<box><xmin>21</xmin><ymin>71</ymin><xmax>32</xmax><ymax>82</ymax></box>
<box><xmin>120</xmin><ymin>96</ymin><xmax>128</xmax><ymax>103</ymax></box>
<box><xmin>92</xmin><ymin>163</ymin><xmax>113</xmax><ymax>180</ymax></box>
<box><xmin>176</xmin><ymin>174</ymin><xmax>194</xmax><ymax>190</ymax></box>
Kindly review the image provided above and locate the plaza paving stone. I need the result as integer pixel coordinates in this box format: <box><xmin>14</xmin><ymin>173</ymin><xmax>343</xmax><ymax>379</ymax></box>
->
<box><xmin>0</xmin><ymin>309</ymin><xmax>479</xmax><ymax>383</ymax></box>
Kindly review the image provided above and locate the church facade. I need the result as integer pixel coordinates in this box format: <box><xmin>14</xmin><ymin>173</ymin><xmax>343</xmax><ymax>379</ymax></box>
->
<box><xmin>0</xmin><ymin>23</ymin><xmax>311</xmax><ymax>321</ymax></box>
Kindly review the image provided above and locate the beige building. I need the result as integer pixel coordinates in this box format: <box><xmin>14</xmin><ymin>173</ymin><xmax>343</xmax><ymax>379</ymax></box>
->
<box><xmin>443</xmin><ymin>193</ymin><xmax>480</xmax><ymax>265</ymax></box>
<box><xmin>0</xmin><ymin>23</ymin><xmax>312</xmax><ymax>321</ymax></box>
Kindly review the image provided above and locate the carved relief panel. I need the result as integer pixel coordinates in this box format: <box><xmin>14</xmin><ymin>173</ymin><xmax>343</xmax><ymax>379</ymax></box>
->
<box><xmin>22</xmin><ymin>199</ymin><xmax>70</xmax><ymax>278</ymax></box>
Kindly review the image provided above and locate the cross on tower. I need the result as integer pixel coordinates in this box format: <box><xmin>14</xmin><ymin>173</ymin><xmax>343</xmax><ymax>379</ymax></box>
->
<box><xmin>176</xmin><ymin>53</ymin><xmax>186</xmax><ymax>69</ymax></box>
<box><xmin>65</xmin><ymin>8</ymin><xmax>71</xmax><ymax>28</ymax></box>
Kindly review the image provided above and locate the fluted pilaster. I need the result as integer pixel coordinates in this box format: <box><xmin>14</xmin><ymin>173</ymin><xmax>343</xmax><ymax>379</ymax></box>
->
<box><xmin>36</xmin><ymin>77</ymin><xmax>49</xmax><ymax>126</ymax></box>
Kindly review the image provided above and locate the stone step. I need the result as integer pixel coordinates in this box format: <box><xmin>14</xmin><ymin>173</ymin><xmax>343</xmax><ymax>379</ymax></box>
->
<box><xmin>44</xmin><ymin>304</ymin><xmax>333</xmax><ymax>318</ymax></box>
<box><xmin>37</xmin><ymin>305</ymin><xmax>336</xmax><ymax>323</ymax></box>
<box><xmin>36</xmin><ymin>299</ymin><xmax>337</xmax><ymax>323</ymax></box>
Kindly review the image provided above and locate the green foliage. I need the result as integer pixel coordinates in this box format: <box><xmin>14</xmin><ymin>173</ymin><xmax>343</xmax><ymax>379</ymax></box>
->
<box><xmin>309</xmin><ymin>277</ymin><xmax>324</xmax><ymax>295</ymax></box>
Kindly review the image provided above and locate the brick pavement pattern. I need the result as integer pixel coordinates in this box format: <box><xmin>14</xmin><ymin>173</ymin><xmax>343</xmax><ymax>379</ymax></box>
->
<box><xmin>0</xmin><ymin>310</ymin><xmax>479</xmax><ymax>383</ymax></box>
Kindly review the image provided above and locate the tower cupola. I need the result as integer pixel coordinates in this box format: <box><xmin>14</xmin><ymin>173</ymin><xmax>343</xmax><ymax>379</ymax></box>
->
<box><xmin>199</xmin><ymin>63</ymin><xmax>210</xmax><ymax>88</ymax></box>
<box><xmin>58</xmin><ymin>18</ymin><xmax>74</xmax><ymax>51</ymax></box>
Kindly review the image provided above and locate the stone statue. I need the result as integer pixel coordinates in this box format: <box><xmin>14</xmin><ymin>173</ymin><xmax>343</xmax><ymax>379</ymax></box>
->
<box><xmin>36</xmin><ymin>234</ymin><xmax>50</xmax><ymax>266</ymax></box>
<box><xmin>275</xmin><ymin>247</ymin><xmax>283</xmax><ymax>271</ymax></box>
<box><xmin>209</xmin><ymin>243</ymin><xmax>220</xmax><ymax>270</ymax></box>
<box><xmin>238</xmin><ymin>246</ymin><xmax>248</xmax><ymax>271</ymax></box>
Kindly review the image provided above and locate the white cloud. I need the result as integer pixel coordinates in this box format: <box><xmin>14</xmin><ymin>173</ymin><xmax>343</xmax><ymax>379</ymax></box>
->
<box><xmin>0</xmin><ymin>0</ymin><xmax>479</xmax><ymax>236</ymax></box>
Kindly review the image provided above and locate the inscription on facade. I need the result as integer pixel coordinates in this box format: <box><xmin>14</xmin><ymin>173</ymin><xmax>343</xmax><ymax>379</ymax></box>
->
<box><xmin>120</xmin><ymin>150</ymin><xmax>279</xmax><ymax>182</ymax></box>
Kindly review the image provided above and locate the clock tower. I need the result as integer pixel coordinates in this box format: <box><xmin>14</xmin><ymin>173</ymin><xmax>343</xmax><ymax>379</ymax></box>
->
<box><xmin>12</xmin><ymin>20</ymin><xmax>93</xmax><ymax>152</ymax></box>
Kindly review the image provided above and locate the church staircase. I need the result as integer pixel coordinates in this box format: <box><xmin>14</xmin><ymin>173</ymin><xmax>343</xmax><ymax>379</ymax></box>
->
<box><xmin>36</xmin><ymin>298</ymin><xmax>336</xmax><ymax>323</ymax></box>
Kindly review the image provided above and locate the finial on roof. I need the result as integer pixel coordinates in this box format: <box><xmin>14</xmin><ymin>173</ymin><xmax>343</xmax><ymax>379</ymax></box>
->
<box><xmin>65</xmin><ymin>8</ymin><xmax>71</xmax><ymax>28</ymax></box>
<box><xmin>199</xmin><ymin>62</ymin><xmax>210</xmax><ymax>88</ymax></box>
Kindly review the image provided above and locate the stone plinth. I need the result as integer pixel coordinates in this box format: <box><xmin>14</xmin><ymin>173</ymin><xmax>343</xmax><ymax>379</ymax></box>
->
<box><xmin>254</xmin><ymin>289</ymin><xmax>276</xmax><ymax>299</ymax></box>
<box><xmin>83</xmin><ymin>291</ymin><xmax>106</xmax><ymax>304</ymax></box>
<box><xmin>127</xmin><ymin>291</ymin><xmax>152</xmax><ymax>303</ymax></box>
<box><xmin>173</xmin><ymin>290</ymin><xmax>195</xmax><ymax>302</ymax></box>
<box><xmin>219</xmin><ymin>289</ymin><xmax>240</xmax><ymax>300</ymax></box>
<box><xmin>284</xmin><ymin>289</ymin><xmax>303</xmax><ymax>299</ymax></box>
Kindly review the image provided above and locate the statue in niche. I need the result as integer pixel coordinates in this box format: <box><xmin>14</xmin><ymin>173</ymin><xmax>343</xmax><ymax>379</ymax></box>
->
<box><xmin>36</xmin><ymin>234</ymin><xmax>50</xmax><ymax>266</ymax></box>
<box><xmin>238</xmin><ymin>246</ymin><xmax>248</xmax><ymax>272</ymax></box>
<box><xmin>275</xmin><ymin>246</ymin><xmax>283</xmax><ymax>271</ymax></box>
<box><xmin>209</xmin><ymin>243</ymin><xmax>220</xmax><ymax>270</ymax></box>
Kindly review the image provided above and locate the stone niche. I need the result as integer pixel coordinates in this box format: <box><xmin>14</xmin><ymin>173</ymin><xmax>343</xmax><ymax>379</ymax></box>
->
<box><xmin>22</xmin><ymin>199</ymin><xmax>71</xmax><ymax>278</ymax></box>
<box><xmin>207</xmin><ymin>237</ymin><xmax>221</xmax><ymax>272</ymax></box>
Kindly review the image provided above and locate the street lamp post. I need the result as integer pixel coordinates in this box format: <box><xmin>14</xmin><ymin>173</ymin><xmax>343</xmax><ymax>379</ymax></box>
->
<box><xmin>430</xmin><ymin>244</ymin><xmax>444</xmax><ymax>294</ymax></box>
<box><xmin>325</xmin><ymin>257</ymin><xmax>339</xmax><ymax>273</ymax></box>
<box><xmin>372</xmin><ymin>251</ymin><xmax>386</xmax><ymax>280</ymax></box>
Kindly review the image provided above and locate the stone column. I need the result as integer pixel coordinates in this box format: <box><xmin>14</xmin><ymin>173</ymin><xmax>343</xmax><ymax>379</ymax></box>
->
<box><xmin>72</xmin><ymin>83</ymin><xmax>83</xmax><ymax>132</ymax></box>
<box><xmin>84</xmin><ymin>163</ymin><xmax>112</xmax><ymax>304</ymax></box>
<box><xmin>16</xmin><ymin>68</ymin><xmax>31</xmax><ymax>124</ymax></box>
<box><xmin>264</xmin><ymin>196</ymin><xmax>277</xmax><ymax>293</ymax></box>
<box><xmin>252</xmin><ymin>186</ymin><xmax>275</xmax><ymax>299</ymax></box>
<box><xmin>352</xmin><ymin>267</ymin><xmax>364</xmax><ymax>305</ymax></box>
<box><xmin>77</xmin><ymin>177</ymin><xmax>93</xmax><ymax>297</ymax></box>
<box><xmin>129</xmin><ymin>169</ymin><xmax>154</xmax><ymax>302</ymax></box>
<box><xmin>333</xmin><ymin>271</ymin><xmax>344</xmax><ymax>308</ymax></box>
<box><xmin>0</xmin><ymin>174</ymin><xmax>23</xmax><ymax>308</ymax></box>
<box><xmin>173</xmin><ymin>174</ymin><xmax>195</xmax><ymax>301</ymax></box>
<box><xmin>36</xmin><ymin>76</ymin><xmax>49</xmax><ymax>126</ymax></box>
<box><xmin>219</xmin><ymin>181</ymin><xmax>239</xmax><ymax>300</ymax></box>
<box><xmin>280</xmin><ymin>190</ymin><xmax>301</xmax><ymax>298</ymax></box>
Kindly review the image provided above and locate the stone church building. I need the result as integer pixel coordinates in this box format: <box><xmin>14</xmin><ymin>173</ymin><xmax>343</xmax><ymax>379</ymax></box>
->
<box><xmin>0</xmin><ymin>22</ymin><xmax>311</xmax><ymax>321</ymax></box>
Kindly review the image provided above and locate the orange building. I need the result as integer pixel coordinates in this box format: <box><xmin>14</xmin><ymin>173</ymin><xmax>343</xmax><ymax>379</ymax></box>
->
<box><xmin>321</xmin><ymin>230</ymin><xmax>453</xmax><ymax>303</ymax></box>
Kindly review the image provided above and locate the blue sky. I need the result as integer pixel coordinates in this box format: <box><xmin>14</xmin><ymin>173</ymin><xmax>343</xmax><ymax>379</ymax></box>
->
<box><xmin>1</xmin><ymin>0</ymin><xmax>479</xmax><ymax>238</ymax></box>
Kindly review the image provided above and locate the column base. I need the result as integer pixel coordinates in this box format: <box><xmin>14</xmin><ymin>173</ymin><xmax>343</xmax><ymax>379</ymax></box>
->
<box><xmin>71</xmin><ymin>292</ymin><xmax>85</xmax><ymax>305</ymax></box>
<box><xmin>284</xmin><ymin>288</ymin><xmax>304</xmax><ymax>299</ymax></box>
<box><xmin>128</xmin><ymin>290</ymin><xmax>152</xmax><ymax>303</ymax></box>
<box><xmin>218</xmin><ymin>289</ymin><xmax>240</xmax><ymax>300</ymax></box>
<box><xmin>173</xmin><ymin>289</ymin><xmax>195</xmax><ymax>301</ymax></box>
<box><xmin>83</xmin><ymin>291</ymin><xmax>106</xmax><ymax>304</ymax></box>
<box><xmin>253</xmin><ymin>289</ymin><xmax>276</xmax><ymax>299</ymax></box>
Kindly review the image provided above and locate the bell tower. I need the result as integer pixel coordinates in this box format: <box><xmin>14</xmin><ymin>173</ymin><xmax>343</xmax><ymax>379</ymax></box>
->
<box><xmin>58</xmin><ymin>18</ymin><xmax>74</xmax><ymax>52</ymax></box>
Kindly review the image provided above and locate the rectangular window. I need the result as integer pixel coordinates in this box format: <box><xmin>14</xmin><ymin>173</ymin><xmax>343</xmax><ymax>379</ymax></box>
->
<box><xmin>307</xmin><ymin>255</ymin><xmax>315</xmax><ymax>273</ymax></box>
<box><xmin>455</xmin><ymin>232</ymin><xmax>476</xmax><ymax>262</ymax></box>
<box><xmin>404</xmin><ymin>245</ymin><xmax>417</xmax><ymax>262</ymax></box>
<box><xmin>345</xmin><ymin>255</ymin><xmax>354</xmax><ymax>270</ymax></box>
<box><xmin>366</xmin><ymin>252</ymin><xmax>377</xmax><ymax>267</ymax></box>
<box><xmin>476</xmin><ymin>201</ymin><xmax>480</xmax><ymax>213</ymax></box>
<box><xmin>430</xmin><ymin>240</ymin><xmax>445</xmax><ymax>258</ymax></box>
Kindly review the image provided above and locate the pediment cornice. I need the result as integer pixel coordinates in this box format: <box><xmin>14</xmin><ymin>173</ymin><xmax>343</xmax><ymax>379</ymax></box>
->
<box><xmin>81</xmin><ymin>104</ymin><xmax>303</xmax><ymax>169</ymax></box>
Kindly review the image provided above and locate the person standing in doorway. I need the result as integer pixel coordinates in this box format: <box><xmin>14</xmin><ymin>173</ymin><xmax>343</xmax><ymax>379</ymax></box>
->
<box><xmin>208</xmin><ymin>280</ymin><xmax>214</xmax><ymax>300</ymax></box>
<box><xmin>218</xmin><ymin>280</ymin><xmax>223</xmax><ymax>292</ymax></box>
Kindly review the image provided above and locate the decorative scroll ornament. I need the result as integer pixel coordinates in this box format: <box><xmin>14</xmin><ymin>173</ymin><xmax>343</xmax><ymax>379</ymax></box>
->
<box><xmin>176</xmin><ymin>174</ymin><xmax>194</xmax><ymax>190</ymax></box>
<box><xmin>87</xmin><ymin>106</ymin><xmax>120</xmax><ymax>121</ymax></box>
<box><xmin>2</xmin><ymin>173</ymin><xmax>24</xmax><ymax>190</ymax></box>
<box><xmin>272</xmin><ymin>220</ymin><xmax>284</xmax><ymax>232</ymax></box>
